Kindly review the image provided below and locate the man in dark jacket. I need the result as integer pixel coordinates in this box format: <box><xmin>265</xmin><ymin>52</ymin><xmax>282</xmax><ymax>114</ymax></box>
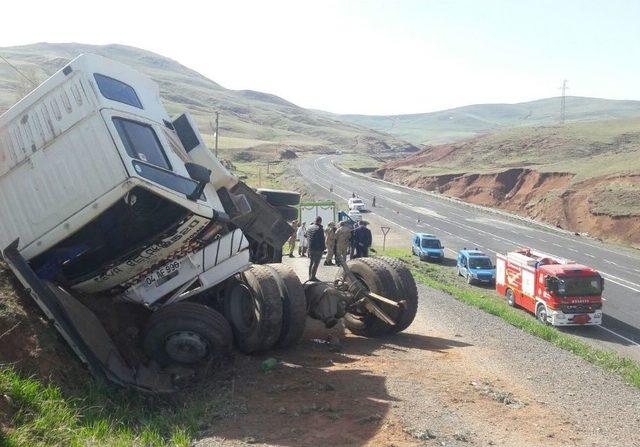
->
<box><xmin>352</xmin><ymin>221</ymin><xmax>372</xmax><ymax>258</ymax></box>
<box><xmin>305</xmin><ymin>216</ymin><xmax>326</xmax><ymax>281</ymax></box>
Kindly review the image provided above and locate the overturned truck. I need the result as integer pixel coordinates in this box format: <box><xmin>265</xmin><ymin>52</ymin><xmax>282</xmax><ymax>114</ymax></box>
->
<box><xmin>0</xmin><ymin>54</ymin><xmax>418</xmax><ymax>392</ymax></box>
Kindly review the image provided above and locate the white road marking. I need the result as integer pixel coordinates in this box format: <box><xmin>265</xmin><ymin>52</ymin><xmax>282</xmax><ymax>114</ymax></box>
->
<box><xmin>585</xmin><ymin>253</ymin><xmax>595</xmax><ymax>258</ymax></box>
<box><xmin>598</xmin><ymin>325</ymin><xmax>640</xmax><ymax>346</ymax></box>
<box><xmin>604</xmin><ymin>260</ymin><xmax>618</xmax><ymax>265</ymax></box>
<box><xmin>553</xmin><ymin>243</ymin><xmax>562</xmax><ymax>247</ymax></box>
<box><xmin>568</xmin><ymin>248</ymin><xmax>578</xmax><ymax>252</ymax></box>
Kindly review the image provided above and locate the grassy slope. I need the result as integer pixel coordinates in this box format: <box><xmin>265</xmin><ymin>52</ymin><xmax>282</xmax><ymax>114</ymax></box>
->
<box><xmin>0</xmin><ymin>43</ymin><xmax>416</xmax><ymax>154</ymax></box>
<box><xmin>383</xmin><ymin>117</ymin><xmax>640</xmax><ymax>182</ymax></box>
<box><xmin>337</xmin><ymin>96</ymin><xmax>640</xmax><ymax>145</ymax></box>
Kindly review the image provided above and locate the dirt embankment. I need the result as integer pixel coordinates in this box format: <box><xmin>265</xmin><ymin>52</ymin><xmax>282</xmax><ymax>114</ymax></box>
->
<box><xmin>375</xmin><ymin>167</ymin><xmax>640</xmax><ymax>247</ymax></box>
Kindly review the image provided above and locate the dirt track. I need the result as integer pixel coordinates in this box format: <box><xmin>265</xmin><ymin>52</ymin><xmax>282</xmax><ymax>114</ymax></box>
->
<box><xmin>195</xmin><ymin>257</ymin><xmax>640</xmax><ymax>447</ymax></box>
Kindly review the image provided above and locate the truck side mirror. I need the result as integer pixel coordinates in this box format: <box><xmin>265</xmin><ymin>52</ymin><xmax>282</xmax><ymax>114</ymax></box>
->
<box><xmin>185</xmin><ymin>162</ymin><xmax>211</xmax><ymax>201</ymax></box>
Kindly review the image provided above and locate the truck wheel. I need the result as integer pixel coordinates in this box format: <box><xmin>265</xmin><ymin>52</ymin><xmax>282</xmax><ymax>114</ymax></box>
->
<box><xmin>419</xmin><ymin>254</ymin><xmax>427</xmax><ymax>262</ymax></box>
<box><xmin>341</xmin><ymin>258</ymin><xmax>403</xmax><ymax>337</ymax></box>
<box><xmin>466</xmin><ymin>275</ymin><xmax>474</xmax><ymax>285</ymax></box>
<box><xmin>257</xmin><ymin>189</ymin><xmax>301</xmax><ymax>207</ymax></box>
<box><xmin>506</xmin><ymin>288</ymin><xmax>516</xmax><ymax>307</ymax></box>
<box><xmin>536</xmin><ymin>304</ymin><xmax>549</xmax><ymax>325</ymax></box>
<box><xmin>225</xmin><ymin>265</ymin><xmax>283</xmax><ymax>353</ymax></box>
<box><xmin>375</xmin><ymin>256</ymin><xmax>419</xmax><ymax>333</ymax></box>
<box><xmin>143</xmin><ymin>302</ymin><xmax>232</xmax><ymax>367</ymax></box>
<box><xmin>266</xmin><ymin>264</ymin><xmax>307</xmax><ymax>348</ymax></box>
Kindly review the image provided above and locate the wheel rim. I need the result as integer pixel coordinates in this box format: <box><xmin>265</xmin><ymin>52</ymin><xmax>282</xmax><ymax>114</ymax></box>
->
<box><xmin>165</xmin><ymin>331</ymin><xmax>208</xmax><ymax>363</ymax></box>
<box><xmin>507</xmin><ymin>290</ymin><xmax>513</xmax><ymax>304</ymax></box>
<box><xmin>538</xmin><ymin>307</ymin><xmax>547</xmax><ymax>323</ymax></box>
<box><xmin>228</xmin><ymin>283</ymin><xmax>258</xmax><ymax>333</ymax></box>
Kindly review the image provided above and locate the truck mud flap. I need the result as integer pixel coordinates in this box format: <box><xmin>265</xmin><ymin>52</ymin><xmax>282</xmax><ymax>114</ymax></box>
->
<box><xmin>2</xmin><ymin>239</ymin><xmax>174</xmax><ymax>393</ymax></box>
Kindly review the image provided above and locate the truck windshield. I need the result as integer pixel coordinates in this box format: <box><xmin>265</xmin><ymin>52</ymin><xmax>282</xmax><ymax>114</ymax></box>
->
<box><xmin>469</xmin><ymin>257</ymin><xmax>493</xmax><ymax>269</ymax></box>
<box><xmin>421</xmin><ymin>239</ymin><xmax>441</xmax><ymax>249</ymax></box>
<box><xmin>558</xmin><ymin>276</ymin><xmax>603</xmax><ymax>296</ymax></box>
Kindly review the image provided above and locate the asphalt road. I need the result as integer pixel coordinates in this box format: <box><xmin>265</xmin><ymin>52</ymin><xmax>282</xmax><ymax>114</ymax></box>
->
<box><xmin>298</xmin><ymin>155</ymin><xmax>640</xmax><ymax>360</ymax></box>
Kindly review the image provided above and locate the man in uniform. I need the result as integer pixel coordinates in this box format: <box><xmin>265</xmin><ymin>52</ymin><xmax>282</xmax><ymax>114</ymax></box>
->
<box><xmin>324</xmin><ymin>222</ymin><xmax>337</xmax><ymax>265</ymax></box>
<box><xmin>335</xmin><ymin>220</ymin><xmax>352</xmax><ymax>265</ymax></box>
<box><xmin>288</xmin><ymin>220</ymin><xmax>298</xmax><ymax>257</ymax></box>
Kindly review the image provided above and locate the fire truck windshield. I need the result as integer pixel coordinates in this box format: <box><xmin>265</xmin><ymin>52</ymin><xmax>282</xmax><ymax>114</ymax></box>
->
<box><xmin>557</xmin><ymin>275</ymin><xmax>603</xmax><ymax>296</ymax></box>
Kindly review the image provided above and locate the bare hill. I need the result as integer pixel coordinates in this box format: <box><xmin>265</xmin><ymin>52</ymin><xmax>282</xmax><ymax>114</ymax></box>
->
<box><xmin>338</xmin><ymin>97</ymin><xmax>640</xmax><ymax>145</ymax></box>
<box><xmin>0</xmin><ymin>43</ymin><xmax>418</xmax><ymax>154</ymax></box>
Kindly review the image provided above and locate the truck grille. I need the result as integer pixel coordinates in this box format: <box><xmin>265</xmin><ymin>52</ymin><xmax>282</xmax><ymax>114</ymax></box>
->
<box><xmin>561</xmin><ymin>303</ymin><xmax>602</xmax><ymax>314</ymax></box>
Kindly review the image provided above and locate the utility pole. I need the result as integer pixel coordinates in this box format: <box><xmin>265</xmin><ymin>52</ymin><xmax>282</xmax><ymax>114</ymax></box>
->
<box><xmin>559</xmin><ymin>80</ymin><xmax>569</xmax><ymax>124</ymax></box>
<box><xmin>214</xmin><ymin>111</ymin><xmax>219</xmax><ymax>158</ymax></box>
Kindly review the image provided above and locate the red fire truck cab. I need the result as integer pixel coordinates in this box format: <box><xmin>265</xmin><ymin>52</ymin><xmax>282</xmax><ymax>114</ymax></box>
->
<box><xmin>496</xmin><ymin>248</ymin><xmax>604</xmax><ymax>326</ymax></box>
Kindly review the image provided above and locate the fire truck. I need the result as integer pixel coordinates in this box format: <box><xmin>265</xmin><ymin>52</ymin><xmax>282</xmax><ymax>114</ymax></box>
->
<box><xmin>495</xmin><ymin>248</ymin><xmax>604</xmax><ymax>326</ymax></box>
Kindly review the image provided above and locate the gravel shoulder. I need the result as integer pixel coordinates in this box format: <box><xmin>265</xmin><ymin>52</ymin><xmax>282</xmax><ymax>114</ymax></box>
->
<box><xmin>195</xmin><ymin>257</ymin><xmax>640</xmax><ymax>447</ymax></box>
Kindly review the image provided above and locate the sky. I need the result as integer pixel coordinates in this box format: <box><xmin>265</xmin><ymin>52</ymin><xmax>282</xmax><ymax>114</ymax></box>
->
<box><xmin>1</xmin><ymin>0</ymin><xmax>639</xmax><ymax>115</ymax></box>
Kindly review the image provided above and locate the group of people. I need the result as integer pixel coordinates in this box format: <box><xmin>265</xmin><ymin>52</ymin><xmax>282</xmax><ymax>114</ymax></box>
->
<box><xmin>288</xmin><ymin>217</ymin><xmax>373</xmax><ymax>281</ymax></box>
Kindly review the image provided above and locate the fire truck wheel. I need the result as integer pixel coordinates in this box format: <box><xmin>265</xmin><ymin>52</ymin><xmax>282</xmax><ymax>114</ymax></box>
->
<box><xmin>536</xmin><ymin>304</ymin><xmax>549</xmax><ymax>325</ymax></box>
<box><xmin>506</xmin><ymin>288</ymin><xmax>516</xmax><ymax>307</ymax></box>
<box><xmin>225</xmin><ymin>265</ymin><xmax>284</xmax><ymax>353</ymax></box>
<box><xmin>266</xmin><ymin>263</ymin><xmax>307</xmax><ymax>348</ymax></box>
<box><xmin>143</xmin><ymin>302</ymin><xmax>232</xmax><ymax>367</ymax></box>
<box><xmin>342</xmin><ymin>258</ymin><xmax>407</xmax><ymax>337</ymax></box>
<box><xmin>375</xmin><ymin>256</ymin><xmax>419</xmax><ymax>333</ymax></box>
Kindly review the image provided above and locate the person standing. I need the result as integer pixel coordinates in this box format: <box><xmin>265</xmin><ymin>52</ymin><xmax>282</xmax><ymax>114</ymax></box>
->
<box><xmin>335</xmin><ymin>220</ymin><xmax>352</xmax><ymax>265</ymax></box>
<box><xmin>372</xmin><ymin>196</ymin><xmax>376</xmax><ymax>207</ymax></box>
<box><xmin>324</xmin><ymin>222</ymin><xmax>337</xmax><ymax>266</ymax></box>
<box><xmin>352</xmin><ymin>221</ymin><xmax>372</xmax><ymax>258</ymax></box>
<box><xmin>288</xmin><ymin>220</ymin><xmax>298</xmax><ymax>257</ymax></box>
<box><xmin>305</xmin><ymin>216</ymin><xmax>325</xmax><ymax>281</ymax></box>
<box><xmin>297</xmin><ymin>222</ymin><xmax>307</xmax><ymax>257</ymax></box>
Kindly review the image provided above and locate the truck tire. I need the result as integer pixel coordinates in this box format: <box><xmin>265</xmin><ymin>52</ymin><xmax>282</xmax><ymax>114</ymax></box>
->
<box><xmin>143</xmin><ymin>302</ymin><xmax>232</xmax><ymax>367</ymax></box>
<box><xmin>341</xmin><ymin>258</ymin><xmax>403</xmax><ymax>337</ymax></box>
<box><xmin>225</xmin><ymin>265</ymin><xmax>283</xmax><ymax>353</ymax></box>
<box><xmin>506</xmin><ymin>288</ymin><xmax>516</xmax><ymax>307</ymax></box>
<box><xmin>536</xmin><ymin>304</ymin><xmax>549</xmax><ymax>325</ymax></box>
<box><xmin>266</xmin><ymin>264</ymin><xmax>307</xmax><ymax>348</ymax></box>
<box><xmin>275</xmin><ymin>205</ymin><xmax>299</xmax><ymax>222</ymax></box>
<box><xmin>375</xmin><ymin>256</ymin><xmax>419</xmax><ymax>333</ymax></box>
<box><xmin>257</xmin><ymin>189</ymin><xmax>301</xmax><ymax>207</ymax></box>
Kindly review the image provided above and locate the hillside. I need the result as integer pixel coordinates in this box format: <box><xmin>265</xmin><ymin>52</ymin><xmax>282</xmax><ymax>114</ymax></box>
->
<box><xmin>0</xmin><ymin>43</ymin><xmax>417</xmax><ymax>155</ymax></box>
<box><xmin>338</xmin><ymin>97</ymin><xmax>640</xmax><ymax>145</ymax></box>
<box><xmin>375</xmin><ymin>118</ymin><xmax>640</xmax><ymax>246</ymax></box>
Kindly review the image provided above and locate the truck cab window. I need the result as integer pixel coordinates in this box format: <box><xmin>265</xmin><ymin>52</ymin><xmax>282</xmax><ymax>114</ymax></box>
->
<box><xmin>94</xmin><ymin>74</ymin><xmax>143</xmax><ymax>109</ymax></box>
<box><xmin>113</xmin><ymin>118</ymin><xmax>171</xmax><ymax>170</ymax></box>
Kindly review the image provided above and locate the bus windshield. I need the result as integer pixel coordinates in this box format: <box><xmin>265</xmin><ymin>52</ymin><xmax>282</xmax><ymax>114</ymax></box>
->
<box><xmin>558</xmin><ymin>276</ymin><xmax>603</xmax><ymax>296</ymax></box>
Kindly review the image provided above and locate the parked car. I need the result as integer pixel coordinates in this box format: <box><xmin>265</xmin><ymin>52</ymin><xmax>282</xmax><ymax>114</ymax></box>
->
<box><xmin>457</xmin><ymin>249</ymin><xmax>496</xmax><ymax>285</ymax></box>
<box><xmin>348</xmin><ymin>197</ymin><xmax>365</xmax><ymax>211</ymax></box>
<box><xmin>412</xmin><ymin>233</ymin><xmax>444</xmax><ymax>262</ymax></box>
<box><xmin>347</xmin><ymin>209</ymin><xmax>362</xmax><ymax>222</ymax></box>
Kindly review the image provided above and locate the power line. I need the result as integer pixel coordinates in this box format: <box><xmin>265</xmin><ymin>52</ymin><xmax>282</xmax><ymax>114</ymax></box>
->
<box><xmin>559</xmin><ymin>79</ymin><xmax>569</xmax><ymax>124</ymax></box>
<box><xmin>0</xmin><ymin>54</ymin><xmax>37</xmax><ymax>87</ymax></box>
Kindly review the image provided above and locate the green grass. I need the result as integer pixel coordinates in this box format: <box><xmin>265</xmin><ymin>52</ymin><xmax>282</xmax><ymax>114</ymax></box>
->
<box><xmin>0</xmin><ymin>367</ymin><xmax>233</xmax><ymax>447</ymax></box>
<box><xmin>589</xmin><ymin>182</ymin><xmax>640</xmax><ymax>217</ymax></box>
<box><xmin>377</xmin><ymin>247</ymin><xmax>640</xmax><ymax>390</ymax></box>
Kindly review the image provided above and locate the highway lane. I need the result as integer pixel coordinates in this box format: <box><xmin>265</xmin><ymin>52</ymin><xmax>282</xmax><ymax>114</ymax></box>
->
<box><xmin>297</xmin><ymin>155</ymin><xmax>640</xmax><ymax>357</ymax></box>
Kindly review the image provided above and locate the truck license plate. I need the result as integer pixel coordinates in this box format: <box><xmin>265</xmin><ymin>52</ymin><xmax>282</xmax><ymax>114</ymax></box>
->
<box><xmin>145</xmin><ymin>261</ymin><xmax>181</xmax><ymax>287</ymax></box>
